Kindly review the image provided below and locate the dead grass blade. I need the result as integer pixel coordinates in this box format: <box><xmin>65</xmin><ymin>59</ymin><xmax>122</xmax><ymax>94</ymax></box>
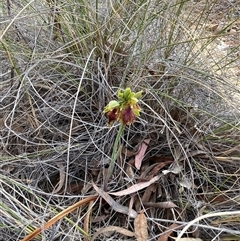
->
<box><xmin>176</xmin><ymin>211</ymin><xmax>240</xmax><ymax>241</ymax></box>
<box><xmin>211</xmin><ymin>214</ymin><xmax>240</xmax><ymax>226</ymax></box>
<box><xmin>134</xmin><ymin>212</ymin><xmax>149</xmax><ymax>241</ymax></box>
<box><xmin>84</xmin><ymin>200</ymin><xmax>94</xmax><ymax>241</ymax></box>
<box><xmin>110</xmin><ymin>174</ymin><xmax>161</xmax><ymax>196</ymax></box>
<box><xmin>20</xmin><ymin>196</ymin><xmax>98</xmax><ymax>241</ymax></box>
<box><xmin>220</xmin><ymin>235</ymin><xmax>240</xmax><ymax>240</ymax></box>
<box><xmin>215</xmin><ymin>156</ymin><xmax>240</xmax><ymax>162</ymax></box>
<box><xmin>92</xmin><ymin>182</ymin><xmax>137</xmax><ymax>218</ymax></box>
<box><xmin>90</xmin><ymin>225</ymin><xmax>135</xmax><ymax>241</ymax></box>
<box><xmin>176</xmin><ymin>239</ymin><xmax>203</xmax><ymax>241</ymax></box>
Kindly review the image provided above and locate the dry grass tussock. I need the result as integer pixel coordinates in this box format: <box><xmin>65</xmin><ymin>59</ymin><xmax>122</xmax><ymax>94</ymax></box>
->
<box><xmin>0</xmin><ymin>0</ymin><xmax>240</xmax><ymax>240</ymax></box>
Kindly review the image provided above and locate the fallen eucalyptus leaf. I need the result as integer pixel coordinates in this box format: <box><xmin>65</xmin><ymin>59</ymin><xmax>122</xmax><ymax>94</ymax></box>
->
<box><xmin>110</xmin><ymin>174</ymin><xmax>161</xmax><ymax>196</ymax></box>
<box><xmin>134</xmin><ymin>212</ymin><xmax>148</xmax><ymax>241</ymax></box>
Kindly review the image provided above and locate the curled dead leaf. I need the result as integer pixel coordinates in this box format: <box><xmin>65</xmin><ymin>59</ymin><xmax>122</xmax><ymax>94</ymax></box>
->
<box><xmin>92</xmin><ymin>182</ymin><xmax>137</xmax><ymax>218</ymax></box>
<box><xmin>179</xmin><ymin>177</ymin><xmax>196</xmax><ymax>190</ymax></box>
<box><xmin>90</xmin><ymin>226</ymin><xmax>135</xmax><ymax>241</ymax></box>
<box><xmin>135</xmin><ymin>139</ymin><xmax>151</xmax><ymax>170</ymax></box>
<box><xmin>162</xmin><ymin>163</ymin><xmax>183</xmax><ymax>175</ymax></box>
<box><xmin>157</xmin><ymin>224</ymin><xmax>181</xmax><ymax>241</ymax></box>
<box><xmin>143</xmin><ymin>201</ymin><xmax>177</xmax><ymax>209</ymax></box>
<box><xmin>52</xmin><ymin>163</ymin><xmax>65</xmax><ymax>194</ymax></box>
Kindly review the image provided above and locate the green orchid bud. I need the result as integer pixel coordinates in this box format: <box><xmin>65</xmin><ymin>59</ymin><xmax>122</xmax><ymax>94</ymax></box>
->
<box><xmin>134</xmin><ymin>91</ymin><xmax>142</xmax><ymax>100</ymax></box>
<box><xmin>117</xmin><ymin>90</ymin><xmax>123</xmax><ymax>99</ymax></box>
<box><xmin>123</xmin><ymin>87</ymin><xmax>131</xmax><ymax>100</ymax></box>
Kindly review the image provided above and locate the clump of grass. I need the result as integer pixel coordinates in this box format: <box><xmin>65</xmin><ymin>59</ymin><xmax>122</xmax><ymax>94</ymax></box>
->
<box><xmin>0</xmin><ymin>0</ymin><xmax>240</xmax><ymax>240</ymax></box>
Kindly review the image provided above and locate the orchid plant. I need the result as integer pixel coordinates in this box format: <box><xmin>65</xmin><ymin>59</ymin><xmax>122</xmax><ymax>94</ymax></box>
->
<box><xmin>103</xmin><ymin>87</ymin><xmax>142</xmax><ymax>189</ymax></box>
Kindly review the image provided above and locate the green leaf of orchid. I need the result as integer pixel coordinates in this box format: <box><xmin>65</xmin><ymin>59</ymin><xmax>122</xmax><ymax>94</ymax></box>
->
<box><xmin>108</xmin><ymin>100</ymin><xmax>120</xmax><ymax>109</ymax></box>
<box><xmin>103</xmin><ymin>100</ymin><xmax>120</xmax><ymax>113</ymax></box>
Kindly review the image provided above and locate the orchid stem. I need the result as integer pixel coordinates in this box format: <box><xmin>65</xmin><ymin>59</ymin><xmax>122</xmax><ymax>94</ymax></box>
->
<box><xmin>104</xmin><ymin>123</ymin><xmax>124</xmax><ymax>190</ymax></box>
